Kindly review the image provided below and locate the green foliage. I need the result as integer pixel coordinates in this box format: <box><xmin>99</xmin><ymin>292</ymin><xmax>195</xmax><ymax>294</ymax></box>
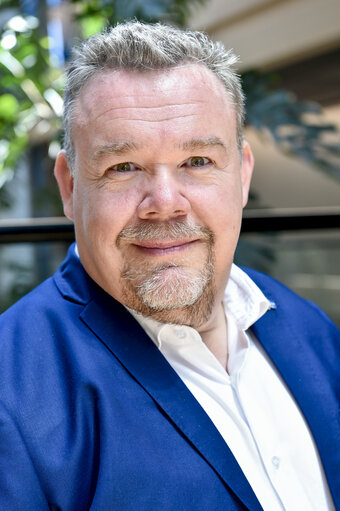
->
<box><xmin>0</xmin><ymin>13</ymin><xmax>64</xmax><ymax>187</ymax></box>
<box><xmin>73</xmin><ymin>0</ymin><xmax>206</xmax><ymax>35</ymax></box>
<box><xmin>0</xmin><ymin>93</ymin><xmax>19</xmax><ymax>121</ymax></box>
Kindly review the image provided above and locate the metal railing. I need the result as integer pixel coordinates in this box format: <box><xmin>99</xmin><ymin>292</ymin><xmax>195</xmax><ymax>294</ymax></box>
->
<box><xmin>0</xmin><ymin>207</ymin><xmax>339</xmax><ymax>244</ymax></box>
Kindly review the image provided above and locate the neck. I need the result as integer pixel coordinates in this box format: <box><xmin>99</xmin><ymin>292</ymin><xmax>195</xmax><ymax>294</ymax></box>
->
<box><xmin>198</xmin><ymin>301</ymin><xmax>228</xmax><ymax>370</ymax></box>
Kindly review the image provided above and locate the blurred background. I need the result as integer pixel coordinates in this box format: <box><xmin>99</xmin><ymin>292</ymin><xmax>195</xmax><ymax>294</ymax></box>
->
<box><xmin>0</xmin><ymin>0</ymin><xmax>339</xmax><ymax>324</ymax></box>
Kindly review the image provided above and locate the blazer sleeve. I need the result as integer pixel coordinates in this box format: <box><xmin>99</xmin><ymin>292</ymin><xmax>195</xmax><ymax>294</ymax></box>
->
<box><xmin>0</xmin><ymin>402</ymin><xmax>50</xmax><ymax>510</ymax></box>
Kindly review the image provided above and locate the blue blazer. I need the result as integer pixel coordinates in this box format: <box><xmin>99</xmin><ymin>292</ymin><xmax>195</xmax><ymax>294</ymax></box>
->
<box><xmin>0</xmin><ymin>244</ymin><xmax>339</xmax><ymax>510</ymax></box>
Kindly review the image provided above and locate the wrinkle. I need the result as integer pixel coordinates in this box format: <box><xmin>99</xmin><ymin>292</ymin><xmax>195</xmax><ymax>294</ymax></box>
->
<box><xmin>90</xmin><ymin>103</ymin><xmax>204</xmax><ymax>122</ymax></box>
<box><xmin>97</xmin><ymin>113</ymin><xmax>199</xmax><ymax>123</ymax></box>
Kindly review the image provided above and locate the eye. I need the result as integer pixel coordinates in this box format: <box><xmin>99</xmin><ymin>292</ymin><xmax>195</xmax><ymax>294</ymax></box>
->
<box><xmin>187</xmin><ymin>156</ymin><xmax>211</xmax><ymax>168</ymax></box>
<box><xmin>113</xmin><ymin>162</ymin><xmax>138</xmax><ymax>173</ymax></box>
<box><xmin>104</xmin><ymin>161</ymin><xmax>140</xmax><ymax>180</ymax></box>
<box><xmin>105</xmin><ymin>162</ymin><xmax>140</xmax><ymax>176</ymax></box>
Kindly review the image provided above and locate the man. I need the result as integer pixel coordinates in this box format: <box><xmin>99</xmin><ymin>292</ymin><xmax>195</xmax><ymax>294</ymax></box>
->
<box><xmin>0</xmin><ymin>22</ymin><xmax>339</xmax><ymax>511</ymax></box>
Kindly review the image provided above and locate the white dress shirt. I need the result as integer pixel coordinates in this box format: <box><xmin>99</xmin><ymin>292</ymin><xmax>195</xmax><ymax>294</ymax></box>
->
<box><xmin>129</xmin><ymin>264</ymin><xmax>334</xmax><ymax>511</ymax></box>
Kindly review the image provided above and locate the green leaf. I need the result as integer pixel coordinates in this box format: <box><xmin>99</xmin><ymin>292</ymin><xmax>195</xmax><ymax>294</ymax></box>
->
<box><xmin>80</xmin><ymin>15</ymin><xmax>107</xmax><ymax>38</ymax></box>
<box><xmin>0</xmin><ymin>93</ymin><xmax>19</xmax><ymax>121</ymax></box>
<box><xmin>39</xmin><ymin>36</ymin><xmax>50</xmax><ymax>50</ymax></box>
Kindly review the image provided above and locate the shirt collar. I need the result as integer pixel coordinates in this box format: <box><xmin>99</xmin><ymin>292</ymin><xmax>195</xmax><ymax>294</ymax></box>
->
<box><xmin>223</xmin><ymin>264</ymin><xmax>270</xmax><ymax>331</ymax></box>
<box><xmin>128</xmin><ymin>264</ymin><xmax>271</xmax><ymax>348</ymax></box>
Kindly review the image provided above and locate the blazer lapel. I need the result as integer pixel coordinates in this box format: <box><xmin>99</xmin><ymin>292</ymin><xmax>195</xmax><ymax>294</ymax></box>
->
<box><xmin>251</xmin><ymin>304</ymin><xmax>340</xmax><ymax>508</ymax></box>
<box><xmin>80</xmin><ymin>290</ymin><xmax>263</xmax><ymax>511</ymax></box>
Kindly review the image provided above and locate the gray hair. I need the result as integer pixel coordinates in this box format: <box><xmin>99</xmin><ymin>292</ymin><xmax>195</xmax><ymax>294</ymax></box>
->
<box><xmin>63</xmin><ymin>21</ymin><xmax>245</xmax><ymax>170</ymax></box>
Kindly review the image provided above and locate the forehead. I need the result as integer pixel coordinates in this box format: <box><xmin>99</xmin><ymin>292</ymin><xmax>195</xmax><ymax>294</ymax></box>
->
<box><xmin>74</xmin><ymin>64</ymin><xmax>235</xmax><ymax>127</ymax></box>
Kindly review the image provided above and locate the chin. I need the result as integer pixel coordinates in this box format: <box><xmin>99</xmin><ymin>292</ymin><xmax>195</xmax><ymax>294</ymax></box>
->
<box><xmin>121</xmin><ymin>264</ymin><xmax>216</xmax><ymax>329</ymax></box>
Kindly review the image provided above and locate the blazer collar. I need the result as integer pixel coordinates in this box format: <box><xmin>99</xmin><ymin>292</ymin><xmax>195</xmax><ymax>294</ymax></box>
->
<box><xmin>54</xmin><ymin>243</ymin><xmax>99</xmax><ymax>304</ymax></box>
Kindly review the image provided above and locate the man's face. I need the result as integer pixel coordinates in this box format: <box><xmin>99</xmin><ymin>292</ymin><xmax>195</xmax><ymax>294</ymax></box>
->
<box><xmin>55</xmin><ymin>64</ymin><xmax>253</xmax><ymax>329</ymax></box>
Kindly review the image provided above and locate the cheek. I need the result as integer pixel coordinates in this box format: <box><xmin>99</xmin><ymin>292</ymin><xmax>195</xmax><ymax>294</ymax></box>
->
<box><xmin>74</xmin><ymin>182</ymin><xmax>143</xmax><ymax>241</ymax></box>
<box><xmin>192</xmin><ymin>181</ymin><xmax>243</xmax><ymax>265</ymax></box>
<box><xmin>193</xmin><ymin>177</ymin><xmax>243</xmax><ymax>227</ymax></box>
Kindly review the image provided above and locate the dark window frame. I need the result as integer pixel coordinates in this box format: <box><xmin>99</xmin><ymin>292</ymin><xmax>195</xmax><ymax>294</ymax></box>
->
<box><xmin>0</xmin><ymin>208</ymin><xmax>339</xmax><ymax>244</ymax></box>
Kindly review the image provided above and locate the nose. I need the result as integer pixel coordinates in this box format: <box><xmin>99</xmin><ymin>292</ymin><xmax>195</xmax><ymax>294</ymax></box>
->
<box><xmin>137</xmin><ymin>168</ymin><xmax>191</xmax><ymax>221</ymax></box>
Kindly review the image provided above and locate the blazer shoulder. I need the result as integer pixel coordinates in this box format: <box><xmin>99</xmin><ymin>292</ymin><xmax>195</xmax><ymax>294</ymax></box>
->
<box><xmin>0</xmin><ymin>273</ymin><xmax>84</xmax><ymax>358</ymax></box>
<box><xmin>0</xmin><ymin>275</ymin><xmax>58</xmax><ymax>320</ymax></box>
<box><xmin>242</xmin><ymin>266</ymin><xmax>340</xmax><ymax>332</ymax></box>
<box><xmin>0</xmin><ymin>243</ymin><xmax>90</xmax><ymax>330</ymax></box>
<box><xmin>242</xmin><ymin>267</ymin><xmax>340</xmax><ymax>390</ymax></box>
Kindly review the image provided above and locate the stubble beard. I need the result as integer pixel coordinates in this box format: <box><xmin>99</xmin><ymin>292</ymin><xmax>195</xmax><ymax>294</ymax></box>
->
<box><xmin>118</xmin><ymin>220</ymin><xmax>216</xmax><ymax>328</ymax></box>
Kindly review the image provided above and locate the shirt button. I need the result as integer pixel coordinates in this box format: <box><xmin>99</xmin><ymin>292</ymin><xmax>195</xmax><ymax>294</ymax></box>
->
<box><xmin>175</xmin><ymin>329</ymin><xmax>187</xmax><ymax>339</ymax></box>
<box><xmin>271</xmin><ymin>456</ymin><xmax>280</xmax><ymax>469</ymax></box>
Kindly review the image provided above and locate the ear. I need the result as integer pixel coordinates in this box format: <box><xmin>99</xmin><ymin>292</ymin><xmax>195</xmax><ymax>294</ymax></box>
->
<box><xmin>54</xmin><ymin>150</ymin><xmax>74</xmax><ymax>220</ymax></box>
<box><xmin>240</xmin><ymin>140</ymin><xmax>254</xmax><ymax>208</ymax></box>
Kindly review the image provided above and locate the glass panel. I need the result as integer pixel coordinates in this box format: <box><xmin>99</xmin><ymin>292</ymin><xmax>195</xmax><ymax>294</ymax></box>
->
<box><xmin>1</xmin><ymin>232</ymin><xmax>340</xmax><ymax>329</ymax></box>
<box><xmin>245</xmin><ymin>128</ymin><xmax>340</xmax><ymax>210</ymax></box>
<box><xmin>0</xmin><ymin>241</ymin><xmax>69</xmax><ymax>313</ymax></box>
<box><xmin>236</xmin><ymin>229</ymin><xmax>340</xmax><ymax>327</ymax></box>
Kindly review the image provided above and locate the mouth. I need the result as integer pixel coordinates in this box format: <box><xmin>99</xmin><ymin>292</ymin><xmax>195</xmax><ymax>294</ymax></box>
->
<box><xmin>132</xmin><ymin>239</ymin><xmax>200</xmax><ymax>256</ymax></box>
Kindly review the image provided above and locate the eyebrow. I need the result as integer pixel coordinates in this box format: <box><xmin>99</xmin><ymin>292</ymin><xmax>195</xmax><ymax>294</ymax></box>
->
<box><xmin>92</xmin><ymin>141</ymin><xmax>139</xmax><ymax>161</ymax></box>
<box><xmin>181</xmin><ymin>137</ymin><xmax>227</xmax><ymax>152</ymax></box>
<box><xmin>91</xmin><ymin>136</ymin><xmax>227</xmax><ymax>162</ymax></box>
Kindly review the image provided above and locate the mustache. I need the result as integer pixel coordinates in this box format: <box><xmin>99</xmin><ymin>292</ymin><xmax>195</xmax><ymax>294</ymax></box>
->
<box><xmin>117</xmin><ymin>220</ymin><xmax>214</xmax><ymax>244</ymax></box>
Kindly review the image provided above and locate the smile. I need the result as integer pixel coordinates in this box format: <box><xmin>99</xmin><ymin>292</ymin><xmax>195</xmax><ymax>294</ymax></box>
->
<box><xmin>132</xmin><ymin>239</ymin><xmax>200</xmax><ymax>256</ymax></box>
